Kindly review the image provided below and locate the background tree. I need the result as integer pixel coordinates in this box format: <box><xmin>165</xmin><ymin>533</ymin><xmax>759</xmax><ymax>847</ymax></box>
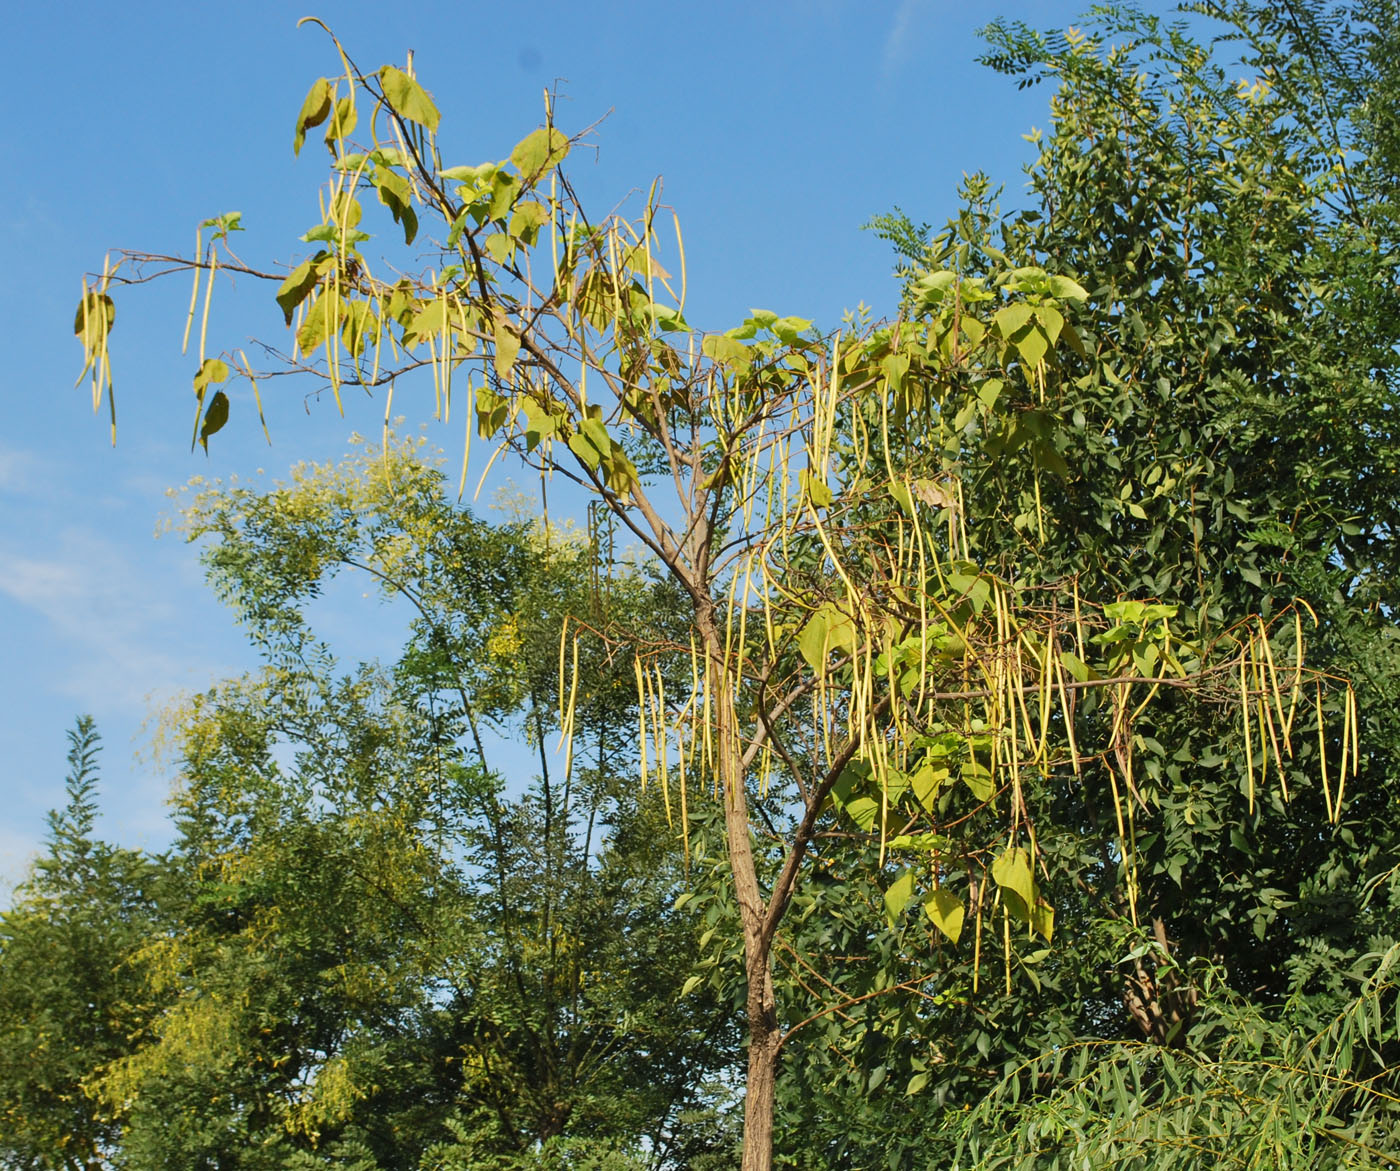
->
<box><xmin>86</xmin><ymin>441</ymin><xmax>737</xmax><ymax>1169</ymax></box>
<box><xmin>0</xmin><ymin>718</ymin><xmax>163</xmax><ymax>1171</ymax></box>
<box><xmin>809</xmin><ymin>2</ymin><xmax>1400</xmax><ymax>1162</ymax></box>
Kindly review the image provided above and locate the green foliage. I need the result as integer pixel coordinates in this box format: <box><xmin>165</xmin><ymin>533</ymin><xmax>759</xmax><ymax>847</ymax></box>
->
<box><xmin>71</xmin><ymin>13</ymin><xmax>1385</xmax><ymax>1168</ymax></box>
<box><xmin>812</xmin><ymin>3</ymin><xmax>1400</xmax><ymax>1164</ymax></box>
<box><xmin>84</xmin><ymin>442</ymin><xmax>736</xmax><ymax>1169</ymax></box>
<box><xmin>0</xmin><ymin>718</ymin><xmax>164</xmax><ymax>1171</ymax></box>
<box><xmin>954</xmin><ymin>941</ymin><xmax>1400</xmax><ymax>1169</ymax></box>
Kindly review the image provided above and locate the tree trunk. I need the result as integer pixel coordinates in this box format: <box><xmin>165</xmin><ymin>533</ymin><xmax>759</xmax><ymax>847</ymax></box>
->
<box><xmin>741</xmin><ymin>944</ymin><xmax>781</xmax><ymax>1171</ymax></box>
<box><xmin>704</xmin><ymin>621</ymin><xmax>783</xmax><ymax>1171</ymax></box>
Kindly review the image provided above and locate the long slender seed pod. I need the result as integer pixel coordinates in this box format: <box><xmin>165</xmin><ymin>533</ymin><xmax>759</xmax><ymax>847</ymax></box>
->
<box><xmin>237</xmin><ymin>350</ymin><xmax>270</xmax><ymax>445</ymax></box>
<box><xmin>198</xmin><ymin>242</ymin><xmax>217</xmax><ymax>369</ymax></box>
<box><xmin>1056</xmin><ymin>649</ymin><xmax>1082</xmax><ymax>776</ymax></box>
<box><xmin>1317</xmin><ymin>681</ymin><xmax>1335</xmax><ymax>822</ymax></box>
<box><xmin>1107</xmin><ymin>753</ymin><xmax>1134</xmax><ymax>924</ymax></box>
<box><xmin>1284</xmin><ymin>609</ymin><xmax>1304</xmax><ymax>742</ymax></box>
<box><xmin>1241</xmin><ymin>657</ymin><xmax>1256</xmax><ymax>814</ymax></box>
<box><xmin>1004</xmin><ymin>907</ymin><xmax>1013</xmax><ymax>996</ymax></box>
<box><xmin>1337</xmin><ymin>684</ymin><xmax>1356</xmax><ymax>813</ymax></box>
<box><xmin>652</xmin><ymin>662</ymin><xmax>672</xmax><ymax>826</ymax></box>
<box><xmin>562</xmin><ymin>634</ymin><xmax>580</xmax><ymax>785</ymax></box>
<box><xmin>971</xmin><ymin>874</ymin><xmax>982</xmax><ymax>994</ymax></box>
<box><xmin>672</xmin><ymin>209</ymin><xmax>687</xmax><ymax>314</ymax></box>
<box><xmin>557</xmin><ymin>617</ymin><xmax>570</xmax><ymax>737</ymax></box>
<box><xmin>1350</xmin><ymin>685</ymin><xmax>1360</xmax><ymax>777</ymax></box>
<box><xmin>182</xmin><ymin>226</ymin><xmax>202</xmax><ymax>355</ymax></box>
<box><xmin>1258</xmin><ymin>617</ymin><xmax>1289</xmax><ymax>751</ymax></box>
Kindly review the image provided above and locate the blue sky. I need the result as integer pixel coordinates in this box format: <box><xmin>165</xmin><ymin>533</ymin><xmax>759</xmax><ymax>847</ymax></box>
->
<box><xmin>3</xmin><ymin>0</ymin><xmax>1117</xmax><ymax>891</ymax></box>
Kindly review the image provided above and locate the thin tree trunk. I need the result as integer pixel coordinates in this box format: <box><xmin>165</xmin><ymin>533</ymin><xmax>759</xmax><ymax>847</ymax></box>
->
<box><xmin>706</xmin><ymin>624</ymin><xmax>782</xmax><ymax>1171</ymax></box>
<box><xmin>741</xmin><ymin>946</ymin><xmax>781</xmax><ymax>1171</ymax></box>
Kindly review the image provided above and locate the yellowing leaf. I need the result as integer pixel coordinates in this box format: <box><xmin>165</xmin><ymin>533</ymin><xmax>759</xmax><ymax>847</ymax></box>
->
<box><xmin>1016</xmin><ymin>325</ymin><xmax>1049</xmax><ymax>368</ymax></box>
<box><xmin>1031</xmin><ymin>897</ymin><xmax>1055</xmax><ymax>942</ymax></box>
<box><xmin>922</xmin><ymin>888</ymin><xmax>964</xmax><ymax>944</ymax></box>
<box><xmin>74</xmin><ymin>291</ymin><xmax>115</xmax><ymax>347</ymax></box>
<box><xmin>193</xmin><ymin>358</ymin><xmax>229</xmax><ymax>398</ymax></box>
<box><xmin>293</xmin><ymin>78</ymin><xmax>333</xmax><ymax>155</ymax></box>
<box><xmin>510</xmin><ymin>127</ymin><xmax>570</xmax><ymax>177</ymax></box>
<box><xmin>379</xmin><ymin>66</ymin><xmax>440</xmax><ymax>132</ymax></box>
<box><xmin>701</xmin><ymin>333</ymin><xmax>751</xmax><ymax>371</ymax></box>
<box><xmin>992</xmin><ymin>846</ymin><xmax>1036</xmax><ymax>923</ymax></box>
<box><xmin>994</xmin><ymin>303</ymin><xmax>1033</xmax><ymax>338</ymax></box>
<box><xmin>801</xmin><ymin>469</ymin><xmax>834</xmax><ymax>508</ymax></box>
<box><xmin>275</xmin><ymin>257</ymin><xmax>322</xmax><ymax>326</ymax></box>
<box><xmin>798</xmin><ymin>611</ymin><xmax>830</xmax><ymax>671</ymax></box>
<box><xmin>1036</xmin><ymin>305</ymin><xmax>1065</xmax><ymax>346</ymax></box>
<box><xmin>493</xmin><ymin>315</ymin><xmax>521</xmax><ymax>380</ymax></box>
<box><xmin>885</xmin><ymin>870</ymin><xmax>915</xmax><ymax>923</ymax></box>
<box><xmin>910</xmin><ymin>762</ymin><xmax>949</xmax><ymax>813</ymax></box>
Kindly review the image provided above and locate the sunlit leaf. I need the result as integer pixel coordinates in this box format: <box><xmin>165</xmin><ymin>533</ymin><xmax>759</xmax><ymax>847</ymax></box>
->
<box><xmin>293</xmin><ymin>78</ymin><xmax>333</xmax><ymax>155</ymax></box>
<box><xmin>922</xmin><ymin>888</ymin><xmax>965</xmax><ymax>944</ymax></box>
<box><xmin>510</xmin><ymin>126</ymin><xmax>570</xmax><ymax>177</ymax></box>
<box><xmin>379</xmin><ymin>66</ymin><xmax>441</xmax><ymax>132</ymax></box>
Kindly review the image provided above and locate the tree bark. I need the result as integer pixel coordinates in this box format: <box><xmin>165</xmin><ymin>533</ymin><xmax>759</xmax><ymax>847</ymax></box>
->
<box><xmin>704</xmin><ymin>619</ymin><xmax>782</xmax><ymax>1171</ymax></box>
<box><xmin>741</xmin><ymin>957</ymin><xmax>781</xmax><ymax>1171</ymax></box>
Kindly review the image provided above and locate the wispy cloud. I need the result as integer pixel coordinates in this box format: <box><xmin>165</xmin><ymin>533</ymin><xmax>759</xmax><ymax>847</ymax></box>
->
<box><xmin>0</xmin><ymin>529</ymin><xmax>219</xmax><ymax>710</ymax></box>
<box><xmin>882</xmin><ymin>0</ymin><xmax>926</xmax><ymax>79</ymax></box>
<box><xmin>0</xmin><ymin>441</ymin><xmax>54</xmax><ymax>496</ymax></box>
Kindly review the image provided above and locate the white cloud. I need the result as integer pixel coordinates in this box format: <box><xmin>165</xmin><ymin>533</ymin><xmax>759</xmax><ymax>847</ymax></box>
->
<box><xmin>0</xmin><ymin>528</ymin><xmax>225</xmax><ymax>711</ymax></box>
<box><xmin>882</xmin><ymin>0</ymin><xmax>926</xmax><ymax>78</ymax></box>
<box><xmin>0</xmin><ymin>441</ymin><xmax>53</xmax><ymax>496</ymax></box>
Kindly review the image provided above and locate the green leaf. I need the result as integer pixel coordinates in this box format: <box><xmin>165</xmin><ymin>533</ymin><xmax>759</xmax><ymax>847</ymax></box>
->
<box><xmin>493</xmin><ymin>315</ymin><xmax>521</xmax><ymax>380</ymax></box>
<box><xmin>799</xmin><ymin>611</ymin><xmax>830</xmax><ymax>671</ymax></box>
<box><xmin>960</xmin><ymin>762</ymin><xmax>993</xmax><ymax>801</ymax></box>
<box><xmin>198</xmin><ymin>391</ymin><xmax>228</xmax><ymax>452</ymax></box>
<box><xmin>521</xmin><ymin>397</ymin><xmax>559</xmax><ymax>452</ymax></box>
<box><xmin>1059</xmin><ymin>650</ymin><xmax>1097</xmax><ymax>682</ymax></box>
<box><xmin>830</xmin><ymin>765</ymin><xmax>879</xmax><ymax>833</ymax></box>
<box><xmin>771</xmin><ymin>315</ymin><xmax>812</xmax><ymax>344</ymax></box>
<box><xmin>1015</xmin><ymin>325</ymin><xmax>1049</xmax><ymax>368</ymax></box>
<box><xmin>199</xmin><ymin>211</ymin><xmax>244</xmax><ymax>236</ymax></box>
<box><xmin>74</xmin><ymin>291</ymin><xmax>115</xmax><ymax>346</ymax></box>
<box><xmin>378</xmin><ymin>66</ymin><xmax>440</xmax><ymax>132</ymax></box>
<box><xmin>800</xmin><ymin>468</ymin><xmax>833</xmax><ymax>508</ymax></box>
<box><xmin>680</xmin><ymin>975</ymin><xmax>704</xmax><ymax>998</ymax></box>
<box><xmin>910</xmin><ymin>762</ymin><xmax>949</xmax><ymax>813</ymax></box>
<box><xmin>193</xmin><ymin>358</ymin><xmax>229</xmax><ymax>398</ymax></box>
<box><xmin>994</xmin><ymin>303</ymin><xmax>1033</xmax><ymax>338</ymax></box>
<box><xmin>992</xmin><ymin>847</ymin><xmax>1035</xmax><ymax>923</ymax></box>
<box><xmin>293</xmin><ymin>78</ymin><xmax>332</xmax><ymax>155</ymax></box>
<box><xmin>922</xmin><ymin>888</ymin><xmax>964</xmax><ymax>944</ymax></box>
<box><xmin>889</xmin><ymin>480</ymin><xmax>915</xmax><ymax>515</ymax></box>
<box><xmin>1048</xmin><ymin>274</ymin><xmax>1089</xmax><ymax>302</ymax></box>
<box><xmin>510</xmin><ymin>127</ymin><xmax>570</xmax><ymax>177</ymax></box>
<box><xmin>701</xmin><ymin>333</ymin><xmax>752</xmax><ymax>371</ymax></box>
<box><xmin>885</xmin><ymin>870</ymin><xmax>915</xmax><ymax>923</ymax></box>
<box><xmin>275</xmin><ymin>257</ymin><xmax>323</xmax><ymax>325</ymax></box>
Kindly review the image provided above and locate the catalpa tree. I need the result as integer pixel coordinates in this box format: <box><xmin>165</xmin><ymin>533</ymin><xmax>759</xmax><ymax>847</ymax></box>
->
<box><xmin>75</xmin><ymin>28</ymin><xmax>1355</xmax><ymax>1169</ymax></box>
